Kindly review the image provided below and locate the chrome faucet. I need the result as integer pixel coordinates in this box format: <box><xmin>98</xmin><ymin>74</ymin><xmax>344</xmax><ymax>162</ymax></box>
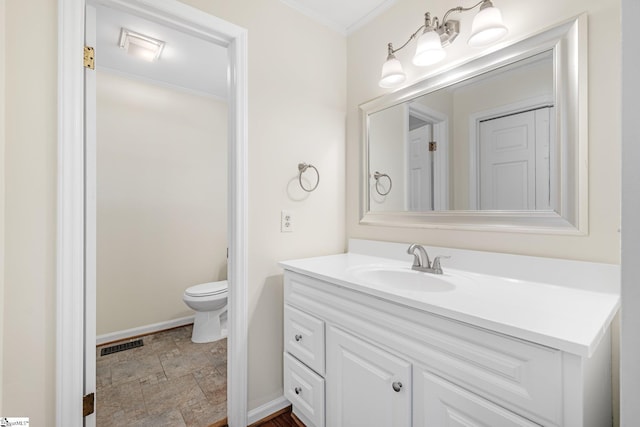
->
<box><xmin>407</xmin><ymin>243</ymin><xmax>430</xmax><ymax>271</ymax></box>
<box><xmin>407</xmin><ymin>243</ymin><xmax>449</xmax><ymax>275</ymax></box>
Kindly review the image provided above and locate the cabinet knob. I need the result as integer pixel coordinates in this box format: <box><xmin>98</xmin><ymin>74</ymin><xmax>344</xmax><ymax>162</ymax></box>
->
<box><xmin>392</xmin><ymin>381</ymin><xmax>403</xmax><ymax>392</ymax></box>
<box><xmin>294</xmin><ymin>334</ymin><xmax>303</xmax><ymax>342</ymax></box>
<box><xmin>294</xmin><ymin>386</ymin><xmax>302</xmax><ymax>395</ymax></box>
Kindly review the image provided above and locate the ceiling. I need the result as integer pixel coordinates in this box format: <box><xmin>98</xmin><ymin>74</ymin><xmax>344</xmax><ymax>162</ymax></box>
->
<box><xmin>95</xmin><ymin>5</ymin><xmax>229</xmax><ymax>99</ymax></box>
<box><xmin>94</xmin><ymin>1</ymin><xmax>393</xmax><ymax>98</ymax></box>
<box><xmin>280</xmin><ymin>0</ymin><xmax>397</xmax><ymax>34</ymax></box>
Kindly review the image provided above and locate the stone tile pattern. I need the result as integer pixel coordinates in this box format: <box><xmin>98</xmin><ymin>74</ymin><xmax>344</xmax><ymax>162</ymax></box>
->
<box><xmin>96</xmin><ymin>325</ymin><xmax>227</xmax><ymax>427</ymax></box>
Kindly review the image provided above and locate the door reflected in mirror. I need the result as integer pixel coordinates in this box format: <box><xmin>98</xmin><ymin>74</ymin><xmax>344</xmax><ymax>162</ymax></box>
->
<box><xmin>368</xmin><ymin>50</ymin><xmax>554</xmax><ymax>213</ymax></box>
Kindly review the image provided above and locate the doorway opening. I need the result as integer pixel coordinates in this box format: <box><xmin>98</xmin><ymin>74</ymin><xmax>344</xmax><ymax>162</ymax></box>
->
<box><xmin>56</xmin><ymin>1</ymin><xmax>248</xmax><ymax>426</ymax></box>
<box><xmin>406</xmin><ymin>102</ymin><xmax>450</xmax><ymax>211</ymax></box>
<box><xmin>89</xmin><ymin>4</ymin><xmax>231</xmax><ymax>424</ymax></box>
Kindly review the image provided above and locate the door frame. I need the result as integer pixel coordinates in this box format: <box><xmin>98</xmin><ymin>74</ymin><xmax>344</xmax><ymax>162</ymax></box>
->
<box><xmin>405</xmin><ymin>103</ymin><xmax>449</xmax><ymax>210</ymax></box>
<box><xmin>56</xmin><ymin>1</ymin><xmax>249</xmax><ymax>426</ymax></box>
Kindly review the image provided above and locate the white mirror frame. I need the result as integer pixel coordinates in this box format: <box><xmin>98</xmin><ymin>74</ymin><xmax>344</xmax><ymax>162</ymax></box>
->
<box><xmin>360</xmin><ymin>15</ymin><xmax>587</xmax><ymax>234</ymax></box>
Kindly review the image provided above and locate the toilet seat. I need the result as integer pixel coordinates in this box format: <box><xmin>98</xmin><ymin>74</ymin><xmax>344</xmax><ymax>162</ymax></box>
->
<box><xmin>185</xmin><ymin>280</ymin><xmax>228</xmax><ymax>297</ymax></box>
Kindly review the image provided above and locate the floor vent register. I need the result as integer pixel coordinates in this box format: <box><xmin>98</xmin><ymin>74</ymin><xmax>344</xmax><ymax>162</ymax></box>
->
<box><xmin>100</xmin><ymin>338</ymin><xmax>144</xmax><ymax>356</ymax></box>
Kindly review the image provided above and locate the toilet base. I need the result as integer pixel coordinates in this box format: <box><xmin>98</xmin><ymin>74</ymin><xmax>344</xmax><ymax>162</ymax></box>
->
<box><xmin>191</xmin><ymin>307</ymin><xmax>227</xmax><ymax>343</ymax></box>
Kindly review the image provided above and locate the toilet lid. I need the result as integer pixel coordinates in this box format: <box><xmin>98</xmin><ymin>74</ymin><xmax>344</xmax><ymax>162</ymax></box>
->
<box><xmin>185</xmin><ymin>280</ymin><xmax>228</xmax><ymax>297</ymax></box>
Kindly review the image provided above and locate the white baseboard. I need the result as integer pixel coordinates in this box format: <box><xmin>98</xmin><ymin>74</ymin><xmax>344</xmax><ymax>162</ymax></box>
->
<box><xmin>96</xmin><ymin>316</ymin><xmax>195</xmax><ymax>345</ymax></box>
<box><xmin>247</xmin><ymin>395</ymin><xmax>291</xmax><ymax>425</ymax></box>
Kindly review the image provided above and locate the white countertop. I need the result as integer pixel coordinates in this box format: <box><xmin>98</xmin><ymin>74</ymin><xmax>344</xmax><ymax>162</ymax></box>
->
<box><xmin>279</xmin><ymin>252</ymin><xmax>620</xmax><ymax>357</ymax></box>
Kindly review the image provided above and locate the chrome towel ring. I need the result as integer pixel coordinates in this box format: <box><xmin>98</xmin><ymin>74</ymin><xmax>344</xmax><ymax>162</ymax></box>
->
<box><xmin>373</xmin><ymin>171</ymin><xmax>392</xmax><ymax>196</ymax></box>
<box><xmin>298</xmin><ymin>163</ymin><xmax>319</xmax><ymax>192</ymax></box>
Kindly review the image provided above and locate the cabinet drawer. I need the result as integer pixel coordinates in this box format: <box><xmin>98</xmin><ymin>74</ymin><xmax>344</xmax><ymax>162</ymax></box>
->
<box><xmin>416</xmin><ymin>370</ymin><xmax>541</xmax><ymax>427</ymax></box>
<box><xmin>285</xmin><ymin>304</ymin><xmax>325</xmax><ymax>375</ymax></box>
<box><xmin>284</xmin><ymin>352</ymin><xmax>325</xmax><ymax>427</ymax></box>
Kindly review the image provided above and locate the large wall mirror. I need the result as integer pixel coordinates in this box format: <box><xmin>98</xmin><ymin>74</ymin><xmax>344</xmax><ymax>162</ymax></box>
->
<box><xmin>360</xmin><ymin>15</ymin><xmax>587</xmax><ymax>233</ymax></box>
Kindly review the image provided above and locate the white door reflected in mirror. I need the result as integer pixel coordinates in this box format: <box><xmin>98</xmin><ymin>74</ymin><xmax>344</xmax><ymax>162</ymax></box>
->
<box><xmin>477</xmin><ymin>107</ymin><xmax>552</xmax><ymax>210</ymax></box>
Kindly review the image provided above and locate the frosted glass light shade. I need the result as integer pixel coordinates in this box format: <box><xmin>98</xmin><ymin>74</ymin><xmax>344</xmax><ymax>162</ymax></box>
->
<box><xmin>468</xmin><ymin>5</ymin><xmax>508</xmax><ymax>47</ymax></box>
<box><xmin>379</xmin><ymin>57</ymin><xmax>406</xmax><ymax>88</ymax></box>
<box><xmin>413</xmin><ymin>29</ymin><xmax>446</xmax><ymax>66</ymax></box>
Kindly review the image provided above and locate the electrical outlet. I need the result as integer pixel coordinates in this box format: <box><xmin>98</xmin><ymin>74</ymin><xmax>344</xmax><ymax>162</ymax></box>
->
<box><xmin>281</xmin><ymin>210</ymin><xmax>294</xmax><ymax>232</ymax></box>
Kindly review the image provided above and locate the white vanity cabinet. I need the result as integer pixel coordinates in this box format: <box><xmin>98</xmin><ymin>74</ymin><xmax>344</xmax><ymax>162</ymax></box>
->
<box><xmin>282</xmin><ymin>269</ymin><xmax>614</xmax><ymax>427</ymax></box>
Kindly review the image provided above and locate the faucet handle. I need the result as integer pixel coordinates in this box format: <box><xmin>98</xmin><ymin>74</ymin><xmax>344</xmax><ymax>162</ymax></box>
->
<box><xmin>431</xmin><ymin>256</ymin><xmax>451</xmax><ymax>274</ymax></box>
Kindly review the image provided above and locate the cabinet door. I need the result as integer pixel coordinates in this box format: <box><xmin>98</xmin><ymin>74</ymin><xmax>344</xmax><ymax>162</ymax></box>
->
<box><xmin>415</xmin><ymin>369</ymin><xmax>541</xmax><ymax>427</ymax></box>
<box><xmin>326</xmin><ymin>326</ymin><xmax>411</xmax><ymax>427</ymax></box>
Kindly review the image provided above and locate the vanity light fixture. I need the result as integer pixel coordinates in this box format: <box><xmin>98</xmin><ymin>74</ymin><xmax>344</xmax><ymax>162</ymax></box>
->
<box><xmin>379</xmin><ymin>0</ymin><xmax>508</xmax><ymax>88</ymax></box>
<box><xmin>119</xmin><ymin>28</ymin><xmax>165</xmax><ymax>62</ymax></box>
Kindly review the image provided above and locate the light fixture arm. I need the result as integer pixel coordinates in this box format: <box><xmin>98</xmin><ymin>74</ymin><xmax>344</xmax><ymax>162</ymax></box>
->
<box><xmin>387</xmin><ymin>19</ymin><xmax>427</xmax><ymax>56</ymax></box>
<box><xmin>441</xmin><ymin>0</ymin><xmax>487</xmax><ymax>26</ymax></box>
<box><xmin>385</xmin><ymin>0</ymin><xmax>492</xmax><ymax>57</ymax></box>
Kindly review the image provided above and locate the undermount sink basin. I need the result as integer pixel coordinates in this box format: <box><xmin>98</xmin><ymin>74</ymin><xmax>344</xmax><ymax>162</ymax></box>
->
<box><xmin>348</xmin><ymin>265</ymin><xmax>455</xmax><ymax>292</ymax></box>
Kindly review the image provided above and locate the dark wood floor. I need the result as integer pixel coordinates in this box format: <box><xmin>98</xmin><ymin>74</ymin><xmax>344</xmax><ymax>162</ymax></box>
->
<box><xmin>251</xmin><ymin>407</ymin><xmax>300</xmax><ymax>427</ymax></box>
<box><xmin>210</xmin><ymin>406</ymin><xmax>303</xmax><ymax>427</ymax></box>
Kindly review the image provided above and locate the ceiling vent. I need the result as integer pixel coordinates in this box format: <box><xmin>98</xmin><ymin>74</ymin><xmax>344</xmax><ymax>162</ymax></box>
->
<box><xmin>119</xmin><ymin>28</ymin><xmax>165</xmax><ymax>62</ymax></box>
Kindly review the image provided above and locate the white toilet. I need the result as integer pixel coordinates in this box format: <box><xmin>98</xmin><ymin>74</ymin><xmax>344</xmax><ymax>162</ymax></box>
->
<box><xmin>182</xmin><ymin>280</ymin><xmax>228</xmax><ymax>343</ymax></box>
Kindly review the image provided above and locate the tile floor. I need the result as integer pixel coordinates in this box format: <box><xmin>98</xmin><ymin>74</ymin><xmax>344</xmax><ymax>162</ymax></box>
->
<box><xmin>96</xmin><ymin>325</ymin><xmax>227</xmax><ymax>427</ymax></box>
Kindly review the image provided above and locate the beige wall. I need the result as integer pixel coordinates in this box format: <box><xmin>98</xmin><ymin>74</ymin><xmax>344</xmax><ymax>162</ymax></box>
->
<box><xmin>1</xmin><ymin>0</ymin><xmax>346</xmax><ymax>422</ymax></box>
<box><xmin>179</xmin><ymin>1</ymin><xmax>347</xmax><ymax>409</ymax></box>
<box><xmin>347</xmin><ymin>0</ymin><xmax>621</xmax><ymax>265</ymax></box>
<box><xmin>96</xmin><ymin>72</ymin><xmax>228</xmax><ymax>335</ymax></box>
<box><xmin>3</xmin><ymin>0</ymin><xmax>58</xmax><ymax>424</ymax></box>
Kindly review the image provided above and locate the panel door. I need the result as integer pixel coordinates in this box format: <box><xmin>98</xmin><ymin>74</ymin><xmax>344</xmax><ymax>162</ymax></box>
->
<box><xmin>414</xmin><ymin>369</ymin><xmax>541</xmax><ymax>427</ymax></box>
<box><xmin>479</xmin><ymin>108</ymin><xmax>550</xmax><ymax>210</ymax></box>
<box><xmin>408</xmin><ymin>124</ymin><xmax>433</xmax><ymax>211</ymax></box>
<box><xmin>326</xmin><ymin>326</ymin><xmax>411</xmax><ymax>427</ymax></box>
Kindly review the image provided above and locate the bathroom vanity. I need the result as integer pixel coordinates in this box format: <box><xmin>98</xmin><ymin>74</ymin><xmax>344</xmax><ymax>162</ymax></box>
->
<box><xmin>280</xmin><ymin>241</ymin><xmax>619</xmax><ymax>427</ymax></box>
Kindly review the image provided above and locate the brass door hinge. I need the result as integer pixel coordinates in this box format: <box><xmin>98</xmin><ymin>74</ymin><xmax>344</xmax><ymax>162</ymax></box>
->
<box><xmin>84</xmin><ymin>46</ymin><xmax>95</xmax><ymax>70</ymax></box>
<box><xmin>83</xmin><ymin>392</ymin><xmax>95</xmax><ymax>416</ymax></box>
<box><xmin>429</xmin><ymin>141</ymin><xmax>437</xmax><ymax>152</ymax></box>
